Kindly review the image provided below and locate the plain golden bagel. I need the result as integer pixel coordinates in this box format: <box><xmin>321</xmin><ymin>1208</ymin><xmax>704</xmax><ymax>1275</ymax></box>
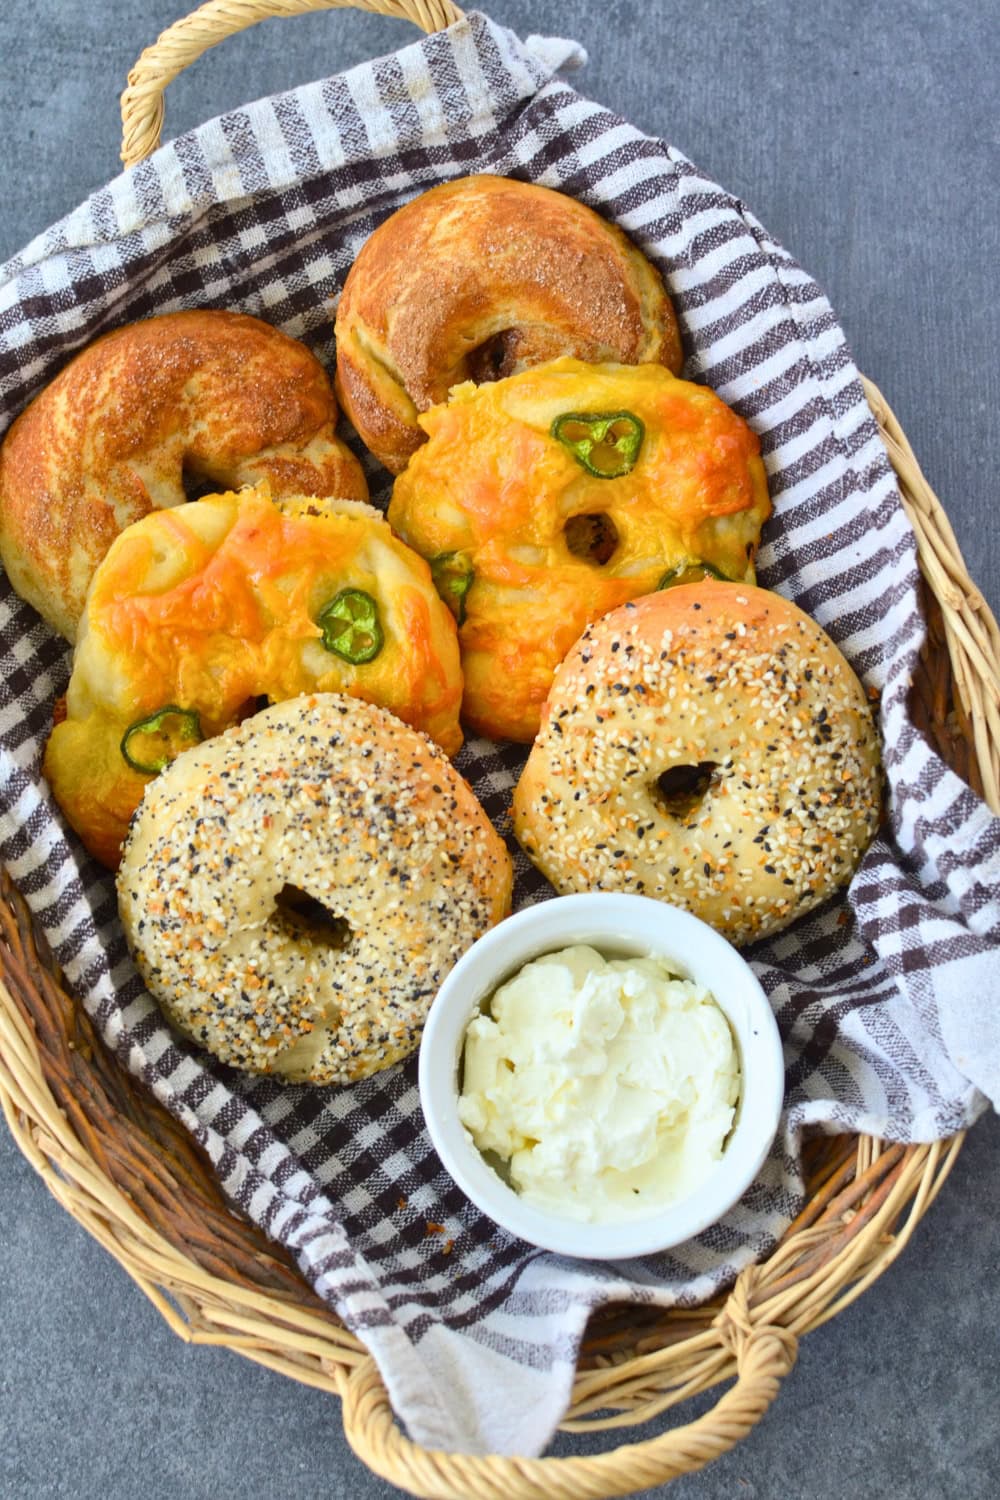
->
<box><xmin>44</xmin><ymin>484</ymin><xmax>463</xmax><ymax>869</ymax></box>
<box><xmin>512</xmin><ymin>583</ymin><xmax>882</xmax><ymax>945</ymax></box>
<box><xmin>0</xmin><ymin>309</ymin><xmax>368</xmax><ymax>639</ymax></box>
<box><xmin>117</xmin><ymin>695</ymin><xmax>513</xmax><ymax>1085</ymax></box>
<box><xmin>334</xmin><ymin>174</ymin><xmax>684</xmax><ymax>474</ymax></box>
<box><xmin>388</xmin><ymin>357</ymin><xmax>771</xmax><ymax>742</ymax></box>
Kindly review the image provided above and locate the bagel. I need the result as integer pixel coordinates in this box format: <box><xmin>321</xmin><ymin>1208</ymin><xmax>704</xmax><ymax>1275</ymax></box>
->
<box><xmin>388</xmin><ymin>357</ymin><xmax>771</xmax><ymax>742</ymax></box>
<box><xmin>117</xmin><ymin>695</ymin><xmax>512</xmax><ymax>1084</ymax></box>
<box><xmin>334</xmin><ymin>174</ymin><xmax>683</xmax><ymax>474</ymax></box>
<box><xmin>512</xmin><ymin>584</ymin><xmax>882</xmax><ymax>945</ymax></box>
<box><xmin>44</xmin><ymin>483</ymin><xmax>463</xmax><ymax>868</ymax></box>
<box><xmin>0</xmin><ymin>309</ymin><xmax>367</xmax><ymax>639</ymax></box>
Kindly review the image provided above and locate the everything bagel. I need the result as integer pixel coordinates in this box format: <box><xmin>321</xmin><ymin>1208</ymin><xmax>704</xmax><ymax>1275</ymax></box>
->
<box><xmin>117</xmin><ymin>695</ymin><xmax>512</xmax><ymax>1085</ymax></box>
<box><xmin>512</xmin><ymin>584</ymin><xmax>882</xmax><ymax>944</ymax></box>
<box><xmin>0</xmin><ymin>309</ymin><xmax>367</xmax><ymax>639</ymax></box>
<box><xmin>334</xmin><ymin>174</ymin><xmax>683</xmax><ymax>474</ymax></box>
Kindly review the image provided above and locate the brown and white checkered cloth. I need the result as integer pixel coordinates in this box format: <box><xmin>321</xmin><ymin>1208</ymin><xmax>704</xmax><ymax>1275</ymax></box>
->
<box><xmin>1</xmin><ymin>11</ymin><xmax>997</xmax><ymax>1457</ymax></box>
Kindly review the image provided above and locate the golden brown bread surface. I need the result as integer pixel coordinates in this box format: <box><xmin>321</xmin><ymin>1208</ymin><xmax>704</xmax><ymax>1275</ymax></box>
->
<box><xmin>388</xmin><ymin>358</ymin><xmax>771</xmax><ymax>742</ymax></box>
<box><xmin>335</xmin><ymin>174</ymin><xmax>684</xmax><ymax>473</ymax></box>
<box><xmin>0</xmin><ymin>309</ymin><xmax>367</xmax><ymax>639</ymax></box>
<box><xmin>44</xmin><ymin>484</ymin><xmax>463</xmax><ymax>868</ymax></box>
<box><xmin>117</xmin><ymin>695</ymin><xmax>512</xmax><ymax>1085</ymax></box>
<box><xmin>513</xmin><ymin>583</ymin><xmax>882</xmax><ymax>945</ymax></box>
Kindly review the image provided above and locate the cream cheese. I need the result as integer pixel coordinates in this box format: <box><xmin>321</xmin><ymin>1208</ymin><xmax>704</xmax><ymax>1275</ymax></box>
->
<box><xmin>457</xmin><ymin>944</ymin><xmax>740</xmax><ymax>1223</ymax></box>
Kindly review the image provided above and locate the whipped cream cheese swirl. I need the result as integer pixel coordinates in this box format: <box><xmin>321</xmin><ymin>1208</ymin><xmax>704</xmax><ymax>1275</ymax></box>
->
<box><xmin>458</xmin><ymin>944</ymin><xmax>740</xmax><ymax>1223</ymax></box>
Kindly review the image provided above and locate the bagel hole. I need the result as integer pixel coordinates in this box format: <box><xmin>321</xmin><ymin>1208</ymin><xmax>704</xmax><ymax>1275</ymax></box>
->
<box><xmin>651</xmin><ymin>761</ymin><xmax>718</xmax><ymax>819</ymax></box>
<box><xmin>236</xmin><ymin>694</ymin><xmax>271</xmax><ymax>722</ymax></box>
<box><xmin>564</xmin><ymin>512</ymin><xmax>619</xmax><ymax>566</ymax></box>
<box><xmin>273</xmin><ymin>884</ymin><xmax>351</xmax><ymax>948</ymax></box>
<box><xmin>466</xmin><ymin>330</ymin><xmax>522</xmax><ymax>384</ymax></box>
<box><xmin>181</xmin><ymin>459</ymin><xmax>223</xmax><ymax>503</ymax></box>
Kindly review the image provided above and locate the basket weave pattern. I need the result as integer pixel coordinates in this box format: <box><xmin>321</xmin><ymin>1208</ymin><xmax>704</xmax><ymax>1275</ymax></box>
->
<box><xmin>2</xmin><ymin>3</ymin><xmax>999</xmax><ymax>1495</ymax></box>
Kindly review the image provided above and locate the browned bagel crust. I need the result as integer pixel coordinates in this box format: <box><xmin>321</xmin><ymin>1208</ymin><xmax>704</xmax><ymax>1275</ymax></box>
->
<box><xmin>334</xmin><ymin>175</ymin><xmax>684</xmax><ymax>474</ymax></box>
<box><xmin>513</xmin><ymin>584</ymin><xmax>882</xmax><ymax>945</ymax></box>
<box><xmin>0</xmin><ymin>310</ymin><xmax>368</xmax><ymax>639</ymax></box>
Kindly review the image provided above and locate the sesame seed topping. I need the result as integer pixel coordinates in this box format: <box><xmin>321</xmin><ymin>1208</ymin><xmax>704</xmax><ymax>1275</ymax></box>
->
<box><xmin>117</xmin><ymin>695</ymin><xmax>511</xmax><ymax>1085</ymax></box>
<box><xmin>512</xmin><ymin>588</ymin><xmax>882</xmax><ymax>946</ymax></box>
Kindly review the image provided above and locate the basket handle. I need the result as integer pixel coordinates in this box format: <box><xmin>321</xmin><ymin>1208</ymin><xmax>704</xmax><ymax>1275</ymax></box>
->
<box><xmin>120</xmin><ymin>0</ymin><xmax>465</xmax><ymax>167</ymax></box>
<box><xmin>339</xmin><ymin>1268</ymin><xmax>799</xmax><ymax>1498</ymax></box>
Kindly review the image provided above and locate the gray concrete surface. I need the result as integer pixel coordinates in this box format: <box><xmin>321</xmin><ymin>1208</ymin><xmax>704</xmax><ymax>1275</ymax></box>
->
<box><xmin>1</xmin><ymin>1</ymin><xmax>998</xmax><ymax>1496</ymax></box>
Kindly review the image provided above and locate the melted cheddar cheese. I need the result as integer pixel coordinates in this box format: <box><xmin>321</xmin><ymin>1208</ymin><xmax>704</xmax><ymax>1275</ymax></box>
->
<box><xmin>388</xmin><ymin>358</ymin><xmax>771</xmax><ymax>742</ymax></box>
<box><xmin>45</xmin><ymin>485</ymin><xmax>463</xmax><ymax>867</ymax></box>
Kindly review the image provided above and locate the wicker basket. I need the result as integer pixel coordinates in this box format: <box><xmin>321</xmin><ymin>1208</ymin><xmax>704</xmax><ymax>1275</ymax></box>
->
<box><xmin>2</xmin><ymin>2</ymin><xmax>999</xmax><ymax>1495</ymax></box>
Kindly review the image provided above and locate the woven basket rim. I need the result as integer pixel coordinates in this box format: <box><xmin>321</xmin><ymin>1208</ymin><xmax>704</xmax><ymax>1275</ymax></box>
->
<box><xmin>0</xmin><ymin>387</ymin><xmax>992</xmax><ymax>1497</ymax></box>
<box><xmin>3</xmin><ymin>3</ymin><xmax>1000</xmax><ymax>1495</ymax></box>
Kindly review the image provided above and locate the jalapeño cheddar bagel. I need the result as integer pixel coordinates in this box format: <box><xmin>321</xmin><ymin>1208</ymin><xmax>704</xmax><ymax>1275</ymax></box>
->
<box><xmin>44</xmin><ymin>484</ymin><xmax>463</xmax><ymax>867</ymax></box>
<box><xmin>388</xmin><ymin>357</ymin><xmax>771</xmax><ymax>741</ymax></box>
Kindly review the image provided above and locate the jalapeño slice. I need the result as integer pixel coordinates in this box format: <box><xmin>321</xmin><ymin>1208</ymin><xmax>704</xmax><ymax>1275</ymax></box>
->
<box><xmin>430</xmin><ymin>551</ymin><xmax>474</xmax><ymax>626</ymax></box>
<box><xmin>121</xmin><ymin>706</ymin><xmax>202</xmax><ymax>775</ymax></box>
<box><xmin>657</xmin><ymin>560</ymin><xmax>732</xmax><ymax>590</ymax></box>
<box><xmin>318</xmin><ymin>588</ymin><xmax>384</xmax><ymax>664</ymax></box>
<box><xmin>551</xmin><ymin>410</ymin><xmax>645</xmax><ymax>478</ymax></box>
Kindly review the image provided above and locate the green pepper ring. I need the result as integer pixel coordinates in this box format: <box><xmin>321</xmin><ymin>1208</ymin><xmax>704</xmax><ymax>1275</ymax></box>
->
<box><xmin>551</xmin><ymin>409</ymin><xmax>645</xmax><ymax>479</ymax></box>
<box><xmin>430</xmin><ymin>551</ymin><xmax>475</xmax><ymax>626</ymax></box>
<box><xmin>318</xmin><ymin>587</ymin><xmax>384</xmax><ymax>664</ymax></box>
<box><xmin>121</xmin><ymin>706</ymin><xmax>202</xmax><ymax>775</ymax></box>
<box><xmin>656</xmin><ymin>560</ymin><xmax>732</xmax><ymax>590</ymax></box>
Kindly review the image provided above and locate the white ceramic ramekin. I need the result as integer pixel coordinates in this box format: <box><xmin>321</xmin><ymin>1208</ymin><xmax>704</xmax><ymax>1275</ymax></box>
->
<box><xmin>418</xmin><ymin>892</ymin><xmax>785</xmax><ymax>1260</ymax></box>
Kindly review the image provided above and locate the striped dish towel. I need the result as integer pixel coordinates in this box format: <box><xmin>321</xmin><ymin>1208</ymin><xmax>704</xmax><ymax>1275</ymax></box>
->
<box><xmin>1</xmin><ymin>10</ymin><xmax>997</xmax><ymax>1458</ymax></box>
